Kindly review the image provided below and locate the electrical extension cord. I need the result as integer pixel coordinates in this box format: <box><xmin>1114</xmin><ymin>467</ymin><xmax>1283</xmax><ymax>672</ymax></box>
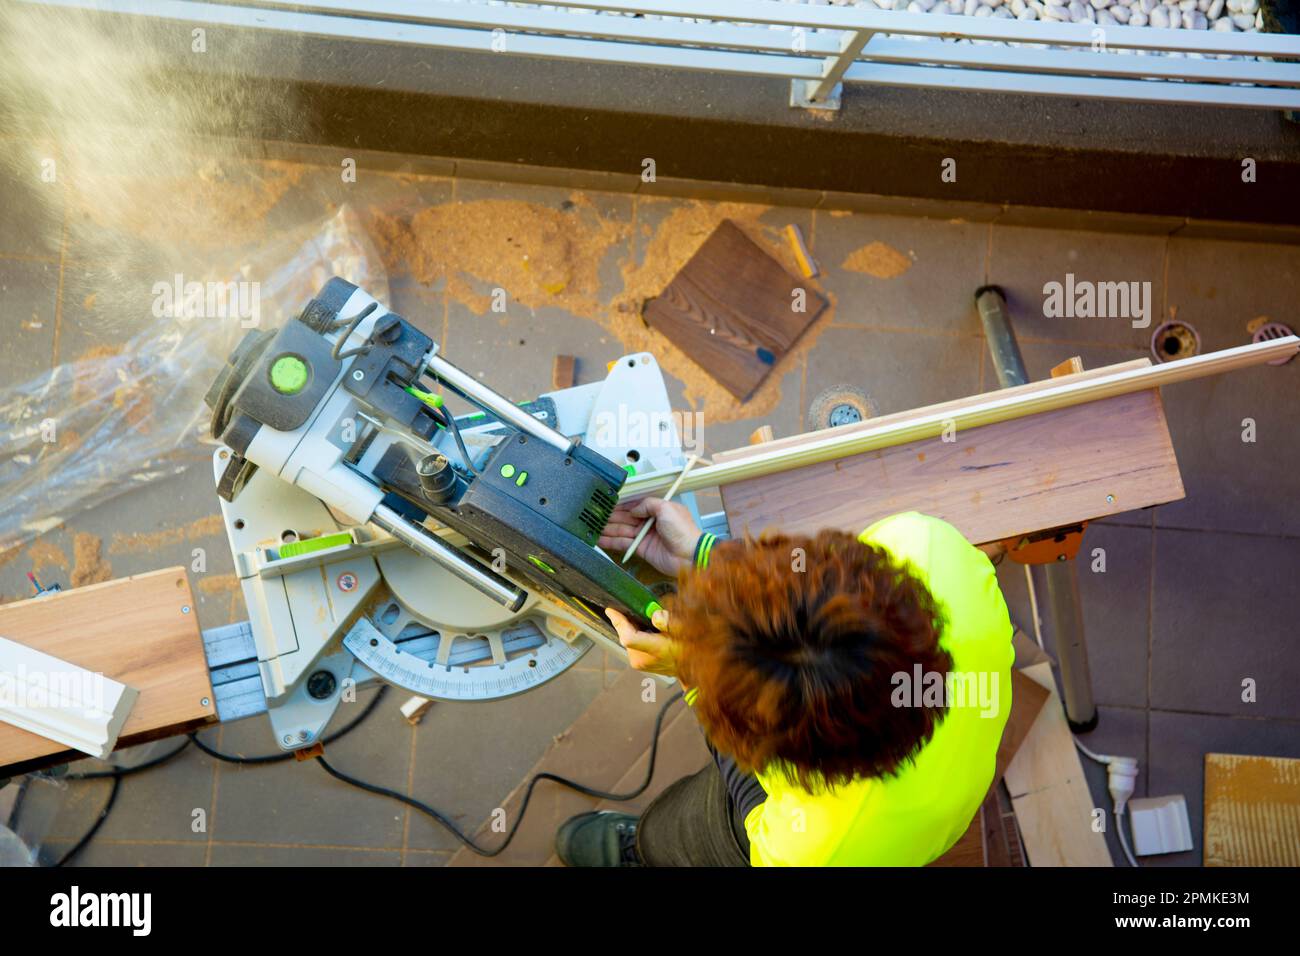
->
<box><xmin>1074</xmin><ymin>737</ymin><xmax>1140</xmax><ymax>867</ymax></box>
<box><xmin>40</xmin><ymin>685</ymin><xmax>684</xmax><ymax>865</ymax></box>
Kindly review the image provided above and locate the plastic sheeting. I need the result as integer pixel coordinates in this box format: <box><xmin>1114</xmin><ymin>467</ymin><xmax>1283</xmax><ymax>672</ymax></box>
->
<box><xmin>0</xmin><ymin>205</ymin><xmax>388</xmax><ymax>553</ymax></box>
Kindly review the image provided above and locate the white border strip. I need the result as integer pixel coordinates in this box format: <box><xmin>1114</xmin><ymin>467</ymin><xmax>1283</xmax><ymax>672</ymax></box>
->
<box><xmin>0</xmin><ymin>635</ymin><xmax>139</xmax><ymax>759</ymax></box>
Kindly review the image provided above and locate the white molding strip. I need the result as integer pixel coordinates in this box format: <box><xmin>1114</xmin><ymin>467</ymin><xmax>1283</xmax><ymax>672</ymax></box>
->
<box><xmin>0</xmin><ymin>635</ymin><xmax>139</xmax><ymax>759</ymax></box>
<box><xmin>621</xmin><ymin>334</ymin><xmax>1300</xmax><ymax>499</ymax></box>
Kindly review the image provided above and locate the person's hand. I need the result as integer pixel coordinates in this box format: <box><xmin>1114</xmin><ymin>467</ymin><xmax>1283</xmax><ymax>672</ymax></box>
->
<box><xmin>605</xmin><ymin>606</ymin><xmax>681</xmax><ymax>679</ymax></box>
<box><xmin>598</xmin><ymin>497</ymin><xmax>701</xmax><ymax>576</ymax></box>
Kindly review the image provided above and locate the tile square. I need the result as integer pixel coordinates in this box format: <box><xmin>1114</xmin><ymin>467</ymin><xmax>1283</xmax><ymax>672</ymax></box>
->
<box><xmin>803</xmin><ymin>325</ymin><xmax>983</xmax><ymax>421</ymax></box>
<box><xmin>405</xmin><ymin>667</ymin><xmax>604</xmax><ymax>852</ymax></box>
<box><xmin>210</xmin><ymin>686</ymin><xmax>413</xmax><ymax>849</ymax></box>
<box><xmin>812</xmin><ymin>211</ymin><xmax>987</xmax><ymax>335</ymax></box>
<box><xmin>987</xmin><ymin>226</ymin><xmax>1167</xmax><ymax>349</ymax></box>
<box><xmin>1151</xmin><ymin>529</ymin><xmax>1300</xmax><ymax>720</ymax></box>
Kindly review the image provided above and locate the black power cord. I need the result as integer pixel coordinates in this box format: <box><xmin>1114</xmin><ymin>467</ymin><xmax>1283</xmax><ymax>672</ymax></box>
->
<box><xmin>53</xmin><ymin>778</ymin><xmax>121</xmax><ymax>868</ymax></box>
<box><xmin>188</xmin><ymin>685</ymin><xmax>391</xmax><ymax>765</ymax></box>
<box><xmin>47</xmin><ymin>687</ymin><xmax>390</xmax><ymax>865</ymax></box>
<box><xmin>317</xmin><ymin>689</ymin><xmax>684</xmax><ymax>857</ymax></box>
<box><xmin>46</xmin><ymin>683</ymin><xmax>683</xmax><ymax>865</ymax></box>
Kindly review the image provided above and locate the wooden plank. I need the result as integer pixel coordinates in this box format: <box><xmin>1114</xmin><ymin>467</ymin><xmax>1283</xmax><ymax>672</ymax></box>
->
<box><xmin>720</xmin><ymin>388</ymin><xmax>1183</xmax><ymax>546</ymax></box>
<box><xmin>717</xmin><ymin>359</ymin><xmax>1151</xmax><ymax>465</ymax></box>
<box><xmin>641</xmin><ymin>219</ymin><xmax>828</xmax><ymax>402</ymax></box>
<box><xmin>1003</xmin><ymin>662</ymin><xmax>1113</xmax><ymax>866</ymax></box>
<box><xmin>0</xmin><ymin>568</ymin><xmax>216</xmax><ymax>773</ymax></box>
<box><xmin>996</xmin><ymin>669</ymin><xmax>1051</xmax><ymax>785</ymax></box>
<box><xmin>621</xmin><ymin>335</ymin><xmax>1295</xmax><ymax>501</ymax></box>
<box><xmin>1204</xmin><ymin>753</ymin><xmax>1300</xmax><ymax>867</ymax></box>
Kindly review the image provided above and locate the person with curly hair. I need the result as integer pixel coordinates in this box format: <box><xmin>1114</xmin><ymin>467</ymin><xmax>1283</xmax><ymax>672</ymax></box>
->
<box><xmin>555</xmin><ymin>498</ymin><xmax>1014</xmax><ymax>867</ymax></box>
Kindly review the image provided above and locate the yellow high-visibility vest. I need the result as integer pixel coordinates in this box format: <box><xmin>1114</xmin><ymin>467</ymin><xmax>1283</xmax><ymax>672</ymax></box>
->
<box><xmin>742</xmin><ymin>512</ymin><xmax>1014</xmax><ymax>866</ymax></box>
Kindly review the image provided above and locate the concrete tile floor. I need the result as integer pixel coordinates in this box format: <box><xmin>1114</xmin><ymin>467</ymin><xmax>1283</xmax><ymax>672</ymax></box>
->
<box><xmin>2</xmin><ymin>155</ymin><xmax>1297</xmax><ymax>867</ymax></box>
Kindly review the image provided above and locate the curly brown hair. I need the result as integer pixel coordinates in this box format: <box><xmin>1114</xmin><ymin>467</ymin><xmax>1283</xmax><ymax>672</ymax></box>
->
<box><xmin>669</xmin><ymin>529</ymin><xmax>953</xmax><ymax>791</ymax></box>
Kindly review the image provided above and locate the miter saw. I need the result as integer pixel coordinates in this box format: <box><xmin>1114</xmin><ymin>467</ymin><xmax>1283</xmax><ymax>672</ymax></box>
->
<box><xmin>200</xmin><ymin>278</ymin><xmax>696</xmax><ymax>752</ymax></box>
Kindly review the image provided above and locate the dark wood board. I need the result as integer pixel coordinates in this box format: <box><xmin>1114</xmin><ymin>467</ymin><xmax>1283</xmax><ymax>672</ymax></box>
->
<box><xmin>642</xmin><ymin>220</ymin><xmax>827</xmax><ymax>402</ymax></box>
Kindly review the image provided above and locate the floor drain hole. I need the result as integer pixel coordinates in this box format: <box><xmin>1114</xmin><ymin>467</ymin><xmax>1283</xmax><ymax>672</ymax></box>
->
<box><xmin>1151</xmin><ymin>321</ymin><xmax>1201</xmax><ymax>363</ymax></box>
<box><xmin>1253</xmin><ymin>322</ymin><xmax>1297</xmax><ymax>366</ymax></box>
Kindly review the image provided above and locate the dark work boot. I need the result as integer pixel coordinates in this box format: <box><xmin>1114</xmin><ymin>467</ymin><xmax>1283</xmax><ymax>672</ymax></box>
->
<box><xmin>555</xmin><ymin>811</ymin><xmax>642</xmax><ymax>867</ymax></box>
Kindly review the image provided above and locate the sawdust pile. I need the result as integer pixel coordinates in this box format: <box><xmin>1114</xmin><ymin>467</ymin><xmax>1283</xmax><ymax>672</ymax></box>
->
<box><xmin>374</xmin><ymin>192</ymin><xmax>834</xmax><ymax>425</ymax></box>
<box><xmin>197</xmin><ymin>573</ymin><xmax>240</xmax><ymax>595</ymax></box>
<box><xmin>70</xmin><ymin>532</ymin><xmax>112</xmax><ymax>588</ymax></box>
<box><xmin>109</xmin><ymin>513</ymin><xmax>226</xmax><ymax>555</ymax></box>
<box><xmin>842</xmin><ymin>241</ymin><xmax>913</xmax><ymax>280</ymax></box>
<box><xmin>27</xmin><ymin>539</ymin><xmax>70</xmax><ymax>578</ymax></box>
<box><xmin>369</xmin><ymin>193</ymin><xmax>627</xmax><ymax>317</ymax></box>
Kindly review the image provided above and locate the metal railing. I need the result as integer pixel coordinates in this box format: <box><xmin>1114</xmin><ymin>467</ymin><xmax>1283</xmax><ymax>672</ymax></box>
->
<box><xmin>31</xmin><ymin>0</ymin><xmax>1300</xmax><ymax>109</ymax></box>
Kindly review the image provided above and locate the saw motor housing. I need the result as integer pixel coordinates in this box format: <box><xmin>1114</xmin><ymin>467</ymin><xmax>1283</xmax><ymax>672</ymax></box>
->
<box><xmin>205</xmin><ymin>278</ymin><xmax>659</xmax><ymax>635</ymax></box>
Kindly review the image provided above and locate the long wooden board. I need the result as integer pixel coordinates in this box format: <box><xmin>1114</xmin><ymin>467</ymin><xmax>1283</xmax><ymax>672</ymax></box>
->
<box><xmin>0</xmin><ymin>568</ymin><xmax>217</xmax><ymax>773</ymax></box>
<box><xmin>720</xmin><ymin>387</ymin><xmax>1183</xmax><ymax>545</ymax></box>
<box><xmin>1003</xmin><ymin>662</ymin><xmax>1113</xmax><ymax>866</ymax></box>
<box><xmin>642</xmin><ymin>219</ymin><xmax>828</xmax><ymax>402</ymax></box>
<box><xmin>622</xmin><ymin>335</ymin><xmax>1295</xmax><ymax>502</ymax></box>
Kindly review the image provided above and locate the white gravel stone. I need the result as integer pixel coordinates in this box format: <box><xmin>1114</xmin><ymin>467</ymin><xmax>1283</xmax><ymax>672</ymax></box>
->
<box><xmin>1097</xmin><ymin>8</ymin><xmax>1117</xmax><ymax>22</ymax></box>
<box><xmin>1068</xmin><ymin>0</ymin><xmax>1087</xmax><ymax>15</ymax></box>
<box><xmin>1212</xmin><ymin>14</ymin><xmax>1236</xmax><ymax>27</ymax></box>
<box><xmin>975</xmin><ymin>3</ymin><xmax>994</xmax><ymax>14</ymax></box>
<box><xmin>1044</xmin><ymin>2</ymin><xmax>1070</xmax><ymax>16</ymax></box>
<box><xmin>1207</xmin><ymin>0</ymin><xmax>1225</xmax><ymax>15</ymax></box>
<box><xmin>1189</xmin><ymin>10</ymin><xmax>1208</xmax><ymax>25</ymax></box>
<box><xmin>1091</xmin><ymin>0</ymin><xmax>1111</xmax><ymax>7</ymax></box>
<box><xmin>1256</xmin><ymin>9</ymin><xmax>1263</xmax><ymax>26</ymax></box>
<box><xmin>965</xmin><ymin>0</ymin><xmax>979</xmax><ymax>13</ymax></box>
<box><xmin>870</xmin><ymin>0</ymin><xmax>896</xmax><ymax>8</ymax></box>
<box><xmin>1011</xmin><ymin>0</ymin><xmax>1027</xmax><ymax>13</ymax></box>
<box><xmin>1110</xmin><ymin>4</ymin><xmax>1130</xmax><ymax>19</ymax></box>
<box><xmin>1231</xmin><ymin>11</ymin><xmax>1254</xmax><ymax>26</ymax></box>
<box><xmin>1150</xmin><ymin>3</ymin><xmax>1170</xmax><ymax>23</ymax></box>
<box><xmin>1130</xmin><ymin>8</ymin><xmax>1149</xmax><ymax>22</ymax></box>
<box><xmin>1226</xmin><ymin>0</ymin><xmax>1241</xmax><ymax>11</ymax></box>
<box><xmin>1017</xmin><ymin>5</ymin><xmax>1040</xmax><ymax>17</ymax></box>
